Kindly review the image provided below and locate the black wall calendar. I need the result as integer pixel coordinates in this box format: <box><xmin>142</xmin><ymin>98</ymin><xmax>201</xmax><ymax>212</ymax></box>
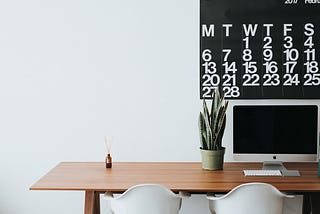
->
<box><xmin>200</xmin><ymin>0</ymin><xmax>320</xmax><ymax>99</ymax></box>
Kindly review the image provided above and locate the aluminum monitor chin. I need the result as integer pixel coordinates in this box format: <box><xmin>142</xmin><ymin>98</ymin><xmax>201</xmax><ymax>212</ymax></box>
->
<box><xmin>233</xmin><ymin>105</ymin><xmax>319</xmax><ymax>162</ymax></box>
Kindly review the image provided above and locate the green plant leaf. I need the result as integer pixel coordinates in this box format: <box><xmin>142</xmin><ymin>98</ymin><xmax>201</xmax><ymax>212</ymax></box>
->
<box><xmin>212</xmin><ymin>101</ymin><xmax>228</xmax><ymax>149</ymax></box>
<box><xmin>199</xmin><ymin>88</ymin><xmax>228</xmax><ymax>151</ymax></box>
<box><xmin>203</xmin><ymin>99</ymin><xmax>210</xmax><ymax>123</ymax></box>
<box><xmin>198</xmin><ymin>112</ymin><xmax>208</xmax><ymax>150</ymax></box>
<box><xmin>203</xmin><ymin>110</ymin><xmax>212</xmax><ymax>149</ymax></box>
<box><xmin>210</xmin><ymin>89</ymin><xmax>216</xmax><ymax>124</ymax></box>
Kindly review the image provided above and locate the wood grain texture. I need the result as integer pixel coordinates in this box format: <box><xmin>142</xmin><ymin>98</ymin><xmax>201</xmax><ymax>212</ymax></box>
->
<box><xmin>30</xmin><ymin>162</ymin><xmax>320</xmax><ymax>193</ymax></box>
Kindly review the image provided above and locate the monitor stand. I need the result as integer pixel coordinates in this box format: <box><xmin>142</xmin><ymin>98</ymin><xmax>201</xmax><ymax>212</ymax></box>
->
<box><xmin>262</xmin><ymin>161</ymin><xmax>300</xmax><ymax>176</ymax></box>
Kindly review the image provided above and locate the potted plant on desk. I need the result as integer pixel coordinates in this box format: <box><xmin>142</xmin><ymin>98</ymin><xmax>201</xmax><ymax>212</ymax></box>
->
<box><xmin>199</xmin><ymin>88</ymin><xmax>228</xmax><ymax>170</ymax></box>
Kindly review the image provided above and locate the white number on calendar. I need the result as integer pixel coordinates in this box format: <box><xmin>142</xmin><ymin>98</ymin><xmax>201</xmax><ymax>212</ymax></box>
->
<box><xmin>243</xmin><ymin>74</ymin><xmax>259</xmax><ymax>86</ymax></box>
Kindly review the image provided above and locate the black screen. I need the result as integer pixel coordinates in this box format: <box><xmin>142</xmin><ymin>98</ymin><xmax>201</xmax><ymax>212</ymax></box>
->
<box><xmin>233</xmin><ymin>105</ymin><xmax>318</xmax><ymax>154</ymax></box>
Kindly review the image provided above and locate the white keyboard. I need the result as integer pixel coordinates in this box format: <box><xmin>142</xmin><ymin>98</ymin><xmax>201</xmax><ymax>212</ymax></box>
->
<box><xmin>243</xmin><ymin>169</ymin><xmax>282</xmax><ymax>176</ymax></box>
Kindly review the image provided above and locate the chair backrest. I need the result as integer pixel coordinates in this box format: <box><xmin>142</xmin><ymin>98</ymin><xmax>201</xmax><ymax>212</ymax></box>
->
<box><xmin>207</xmin><ymin>182</ymin><xmax>294</xmax><ymax>214</ymax></box>
<box><xmin>108</xmin><ymin>184</ymin><xmax>182</xmax><ymax>214</ymax></box>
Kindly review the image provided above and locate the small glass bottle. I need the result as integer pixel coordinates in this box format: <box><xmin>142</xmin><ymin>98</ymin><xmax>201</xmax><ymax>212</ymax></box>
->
<box><xmin>106</xmin><ymin>153</ymin><xmax>112</xmax><ymax>168</ymax></box>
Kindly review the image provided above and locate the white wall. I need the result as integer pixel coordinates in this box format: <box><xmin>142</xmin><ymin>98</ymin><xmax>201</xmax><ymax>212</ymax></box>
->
<box><xmin>0</xmin><ymin>0</ymin><xmax>318</xmax><ymax>214</ymax></box>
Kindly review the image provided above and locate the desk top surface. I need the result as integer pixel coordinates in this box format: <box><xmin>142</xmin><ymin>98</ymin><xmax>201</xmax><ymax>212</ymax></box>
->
<box><xmin>30</xmin><ymin>162</ymin><xmax>320</xmax><ymax>193</ymax></box>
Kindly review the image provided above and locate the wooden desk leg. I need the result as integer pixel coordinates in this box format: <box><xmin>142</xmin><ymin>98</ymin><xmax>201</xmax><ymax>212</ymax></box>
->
<box><xmin>84</xmin><ymin>191</ymin><xmax>100</xmax><ymax>214</ymax></box>
<box><xmin>303</xmin><ymin>193</ymin><xmax>320</xmax><ymax>214</ymax></box>
<box><xmin>302</xmin><ymin>193</ymin><xmax>311</xmax><ymax>214</ymax></box>
<box><xmin>94</xmin><ymin>192</ymin><xmax>101</xmax><ymax>214</ymax></box>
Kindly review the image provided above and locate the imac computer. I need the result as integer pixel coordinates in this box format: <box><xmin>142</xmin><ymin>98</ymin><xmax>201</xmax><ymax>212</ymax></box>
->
<box><xmin>233</xmin><ymin>105</ymin><xmax>318</xmax><ymax>176</ymax></box>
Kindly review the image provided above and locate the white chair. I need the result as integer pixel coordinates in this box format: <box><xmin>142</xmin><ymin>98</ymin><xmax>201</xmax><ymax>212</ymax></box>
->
<box><xmin>103</xmin><ymin>184</ymin><xmax>184</xmax><ymax>214</ymax></box>
<box><xmin>207</xmin><ymin>182</ymin><xmax>294</xmax><ymax>214</ymax></box>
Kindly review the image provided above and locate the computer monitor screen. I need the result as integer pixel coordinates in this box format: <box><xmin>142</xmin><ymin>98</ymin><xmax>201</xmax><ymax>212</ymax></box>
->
<box><xmin>233</xmin><ymin>105</ymin><xmax>318</xmax><ymax>162</ymax></box>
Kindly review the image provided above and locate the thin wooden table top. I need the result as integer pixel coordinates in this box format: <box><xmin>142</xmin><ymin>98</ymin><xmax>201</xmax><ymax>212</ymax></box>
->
<box><xmin>30</xmin><ymin>162</ymin><xmax>320</xmax><ymax>193</ymax></box>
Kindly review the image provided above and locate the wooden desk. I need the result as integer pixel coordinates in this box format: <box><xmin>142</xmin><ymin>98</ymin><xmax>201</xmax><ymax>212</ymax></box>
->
<box><xmin>30</xmin><ymin>162</ymin><xmax>320</xmax><ymax>214</ymax></box>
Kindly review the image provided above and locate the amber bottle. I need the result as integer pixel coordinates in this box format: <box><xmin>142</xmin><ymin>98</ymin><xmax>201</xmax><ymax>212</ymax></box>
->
<box><xmin>106</xmin><ymin>153</ymin><xmax>112</xmax><ymax>168</ymax></box>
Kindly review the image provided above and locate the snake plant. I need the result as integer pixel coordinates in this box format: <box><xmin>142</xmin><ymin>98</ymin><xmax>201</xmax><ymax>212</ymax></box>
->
<box><xmin>199</xmin><ymin>88</ymin><xmax>228</xmax><ymax>151</ymax></box>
